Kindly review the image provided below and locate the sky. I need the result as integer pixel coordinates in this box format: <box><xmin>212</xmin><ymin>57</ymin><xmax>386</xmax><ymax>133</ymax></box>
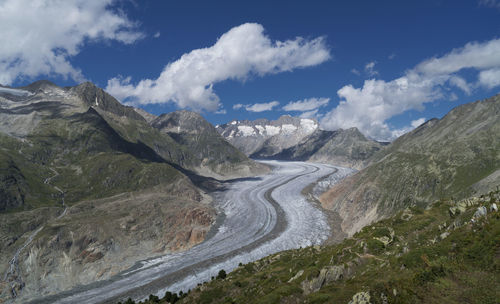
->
<box><xmin>1</xmin><ymin>0</ymin><xmax>499</xmax><ymax>141</ymax></box>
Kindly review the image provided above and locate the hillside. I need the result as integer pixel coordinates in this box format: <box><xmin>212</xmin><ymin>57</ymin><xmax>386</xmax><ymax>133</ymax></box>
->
<box><xmin>272</xmin><ymin>127</ymin><xmax>383</xmax><ymax>170</ymax></box>
<box><xmin>320</xmin><ymin>95</ymin><xmax>500</xmax><ymax>236</ymax></box>
<box><xmin>133</xmin><ymin>190</ymin><xmax>500</xmax><ymax>304</ymax></box>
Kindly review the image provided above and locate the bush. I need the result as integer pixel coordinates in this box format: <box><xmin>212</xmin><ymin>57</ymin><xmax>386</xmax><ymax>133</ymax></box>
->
<box><xmin>217</xmin><ymin>269</ymin><xmax>227</xmax><ymax>279</ymax></box>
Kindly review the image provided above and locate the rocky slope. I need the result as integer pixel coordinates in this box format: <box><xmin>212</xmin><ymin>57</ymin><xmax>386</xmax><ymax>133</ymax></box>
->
<box><xmin>273</xmin><ymin>127</ymin><xmax>383</xmax><ymax>170</ymax></box>
<box><xmin>152</xmin><ymin>111</ymin><xmax>268</xmax><ymax>179</ymax></box>
<box><xmin>217</xmin><ymin>116</ymin><xmax>381</xmax><ymax>169</ymax></box>
<box><xmin>0</xmin><ymin>81</ymin><xmax>263</xmax><ymax>303</ymax></box>
<box><xmin>320</xmin><ymin>95</ymin><xmax>500</xmax><ymax>236</ymax></box>
<box><xmin>138</xmin><ymin>190</ymin><xmax>500</xmax><ymax>304</ymax></box>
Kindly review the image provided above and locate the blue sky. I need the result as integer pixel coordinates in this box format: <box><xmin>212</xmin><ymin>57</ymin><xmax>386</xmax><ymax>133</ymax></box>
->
<box><xmin>1</xmin><ymin>0</ymin><xmax>499</xmax><ymax>140</ymax></box>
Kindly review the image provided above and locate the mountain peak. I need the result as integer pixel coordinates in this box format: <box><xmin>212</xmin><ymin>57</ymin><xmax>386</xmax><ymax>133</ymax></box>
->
<box><xmin>20</xmin><ymin>80</ymin><xmax>59</xmax><ymax>92</ymax></box>
<box><xmin>153</xmin><ymin>110</ymin><xmax>212</xmax><ymax>134</ymax></box>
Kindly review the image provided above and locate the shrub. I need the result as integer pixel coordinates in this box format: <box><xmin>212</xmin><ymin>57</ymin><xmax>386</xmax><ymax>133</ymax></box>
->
<box><xmin>217</xmin><ymin>269</ymin><xmax>227</xmax><ymax>279</ymax></box>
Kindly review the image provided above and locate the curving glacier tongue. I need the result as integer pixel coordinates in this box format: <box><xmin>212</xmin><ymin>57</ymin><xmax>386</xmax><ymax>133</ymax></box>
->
<box><xmin>44</xmin><ymin>161</ymin><xmax>351</xmax><ymax>304</ymax></box>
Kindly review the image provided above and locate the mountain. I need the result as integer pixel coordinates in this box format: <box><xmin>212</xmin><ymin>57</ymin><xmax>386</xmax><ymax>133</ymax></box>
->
<box><xmin>216</xmin><ymin>116</ymin><xmax>319</xmax><ymax>157</ymax></box>
<box><xmin>151</xmin><ymin>111</ymin><xmax>267</xmax><ymax>179</ymax></box>
<box><xmin>272</xmin><ymin>127</ymin><xmax>383</xmax><ymax>169</ymax></box>
<box><xmin>0</xmin><ymin>81</ymin><xmax>264</xmax><ymax>302</ymax></box>
<box><xmin>320</xmin><ymin>95</ymin><xmax>500</xmax><ymax>236</ymax></box>
<box><xmin>217</xmin><ymin>116</ymin><xmax>382</xmax><ymax>169</ymax></box>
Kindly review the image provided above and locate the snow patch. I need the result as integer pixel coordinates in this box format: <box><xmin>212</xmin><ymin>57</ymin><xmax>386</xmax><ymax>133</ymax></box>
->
<box><xmin>255</xmin><ymin>125</ymin><xmax>265</xmax><ymax>134</ymax></box>
<box><xmin>237</xmin><ymin>125</ymin><xmax>256</xmax><ymax>136</ymax></box>
<box><xmin>265</xmin><ymin>125</ymin><xmax>280</xmax><ymax>136</ymax></box>
<box><xmin>230</xmin><ymin>120</ymin><xmax>238</xmax><ymax>125</ymax></box>
<box><xmin>281</xmin><ymin>124</ymin><xmax>297</xmax><ymax>134</ymax></box>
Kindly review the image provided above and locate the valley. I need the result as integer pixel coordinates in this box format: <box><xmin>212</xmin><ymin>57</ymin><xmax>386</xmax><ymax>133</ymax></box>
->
<box><xmin>26</xmin><ymin>161</ymin><xmax>351</xmax><ymax>304</ymax></box>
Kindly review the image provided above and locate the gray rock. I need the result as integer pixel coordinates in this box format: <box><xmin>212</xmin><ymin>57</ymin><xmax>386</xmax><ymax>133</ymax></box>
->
<box><xmin>473</xmin><ymin>206</ymin><xmax>487</xmax><ymax>219</ymax></box>
<box><xmin>301</xmin><ymin>265</ymin><xmax>344</xmax><ymax>295</ymax></box>
<box><xmin>288</xmin><ymin>270</ymin><xmax>304</xmax><ymax>282</ymax></box>
<box><xmin>348</xmin><ymin>291</ymin><xmax>371</xmax><ymax>304</ymax></box>
<box><xmin>439</xmin><ymin>231</ymin><xmax>450</xmax><ymax>240</ymax></box>
<box><xmin>490</xmin><ymin>203</ymin><xmax>498</xmax><ymax>212</ymax></box>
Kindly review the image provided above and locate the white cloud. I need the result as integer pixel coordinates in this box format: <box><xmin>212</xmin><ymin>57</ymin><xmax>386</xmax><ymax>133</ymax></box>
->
<box><xmin>233</xmin><ymin>103</ymin><xmax>244</xmax><ymax>110</ymax></box>
<box><xmin>449</xmin><ymin>92</ymin><xmax>459</xmax><ymax>101</ymax></box>
<box><xmin>320</xmin><ymin>38</ymin><xmax>500</xmax><ymax>141</ymax></box>
<box><xmin>479</xmin><ymin>68</ymin><xmax>500</xmax><ymax>88</ymax></box>
<box><xmin>411</xmin><ymin>117</ymin><xmax>426</xmax><ymax>128</ymax></box>
<box><xmin>283</xmin><ymin>97</ymin><xmax>330</xmax><ymax>112</ymax></box>
<box><xmin>449</xmin><ymin>76</ymin><xmax>471</xmax><ymax>95</ymax></box>
<box><xmin>299</xmin><ymin>109</ymin><xmax>319</xmax><ymax>119</ymax></box>
<box><xmin>365</xmin><ymin>61</ymin><xmax>378</xmax><ymax>76</ymax></box>
<box><xmin>106</xmin><ymin>23</ymin><xmax>330</xmax><ymax>111</ymax></box>
<box><xmin>388</xmin><ymin>53</ymin><xmax>396</xmax><ymax>60</ymax></box>
<box><xmin>244</xmin><ymin>101</ymin><xmax>280</xmax><ymax>112</ymax></box>
<box><xmin>0</xmin><ymin>0</ymin><xmax>143</xmax><ymax>85</ymax></box>
<box><xmin>215</xmin><ymin>109</ymin><xmax>227</xmax><ymax>114</ymax></box>
<box><xmin>351</xmin><ymin>68</ymin><xmax>361</xmax><ymax>75</ymax></box>
<box><xmin>414</xmin><ymin>39</ymin><xmax>500</xmax><ymax>76</ymax></box>
<box><xmin>154</xmin><ymin>32</ymin><xmax>161</xmax><ymax>38</ymax></box>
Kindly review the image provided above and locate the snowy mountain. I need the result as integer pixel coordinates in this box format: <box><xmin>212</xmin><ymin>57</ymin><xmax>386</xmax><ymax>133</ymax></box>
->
<box><xmin>216</xmin><ymin>115</ymin><xmax>319</xmax><ymax>157</ymax></box>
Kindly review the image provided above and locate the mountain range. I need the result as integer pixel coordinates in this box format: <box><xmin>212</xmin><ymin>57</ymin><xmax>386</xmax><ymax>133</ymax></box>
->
<box><xmin>217</xmin><ymin>116</ymin><xmax>383</xmax><ymax>169</ymax></box>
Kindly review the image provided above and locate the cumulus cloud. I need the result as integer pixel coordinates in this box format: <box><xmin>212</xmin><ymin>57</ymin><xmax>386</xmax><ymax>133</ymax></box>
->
<box><xmin>365</xmin><ymin>61</ymin><xmax>378</xmax><ymax>76</ymax></box>
<box><xmin>479</xmin><ymin>68</ymin><xmax>500</xmax><ymax>88</ymax></box>
<box><xmin>106</xmin><ymin>23</ymin><xmax>330</xmax><ymax>111</ymax></box>
<box><xmin>153</xmin><ymin>32</ymin><xmax>161</xmax><ymax>38</ymax></box>
<box><xmin>282</xmin><ymin>97</ymin><xmax>330</xmax><ymax>112</ymax></box>
<box><xmin>351</xmin><ymin>68</ymin><xmax>361</xmax><ymax>75</ymax></box>
<box><xmin>321</xmin><ymin>38</ymin><xmax>500</xmax><ymax>141</ymax></box>
<box><xmin>411</xmin><ymin>117</ymin><xmax>426</xmax><ymax>128</ymax></box>
<box><xmin>233</xmin><ymin>103</ymin><xmax>244</xmax><ymax>110</ymax></box>
<box><xmin>0</xmin><ymin>0</ymin><xmax>143</xmax><ymax>85</ymax></box>
<box><xmin>244</xmin><ymin>101</ymin><xmax>280</xmax><ymax>112</ymax></box>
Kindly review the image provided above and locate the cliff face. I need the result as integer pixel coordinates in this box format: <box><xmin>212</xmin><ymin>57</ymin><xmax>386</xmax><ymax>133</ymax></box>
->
<box><xmin>320</xmin><ymin>95</ymin><xmax>500</xmax><ymax>236</ymax></box>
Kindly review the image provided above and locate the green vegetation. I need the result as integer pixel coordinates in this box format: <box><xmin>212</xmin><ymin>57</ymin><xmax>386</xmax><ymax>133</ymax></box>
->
<box><xmin>170</xmin><ymin>190</ymin><xmax>500</xmax><ymax>304</ymax></box>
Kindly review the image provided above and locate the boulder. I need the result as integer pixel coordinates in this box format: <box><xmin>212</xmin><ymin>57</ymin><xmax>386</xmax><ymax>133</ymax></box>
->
<box><xmin>348</xmin><ymin>291</ymin><xmax>371</xmax><ymax>304</ymax></box>
<box><xmin>473</xmin><ymin>206</ymin><xmax>487</xmax><ymax>219</ymax></box>
<box><xmin>301</xmin><ymin>265</ymin><xmax>344</xmax><ymax>295</ymax></box>
<box><xmin>490</xmin><ymin>203</ymin><xmax>498</xmax><ymax>212</ymax></box>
